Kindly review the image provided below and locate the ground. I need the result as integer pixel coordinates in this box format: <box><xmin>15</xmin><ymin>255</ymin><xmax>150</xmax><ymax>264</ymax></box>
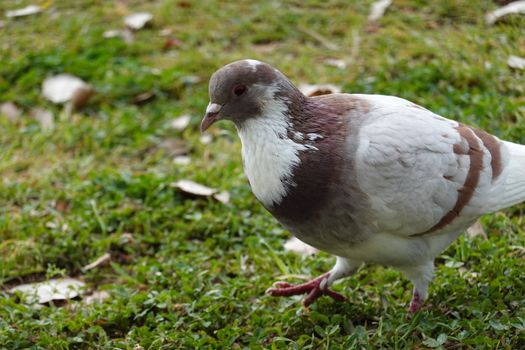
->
<box><xmin>0</xmin><ymin>0</ymin><xmax>524</xmax><ymax>349</ymax></box>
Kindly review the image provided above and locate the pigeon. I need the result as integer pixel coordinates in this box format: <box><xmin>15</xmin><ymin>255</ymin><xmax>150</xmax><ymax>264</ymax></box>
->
<box><xmin>201</xmin><ymin>59</ymin><xmax>525</xmax><ymax>312</ymax></box>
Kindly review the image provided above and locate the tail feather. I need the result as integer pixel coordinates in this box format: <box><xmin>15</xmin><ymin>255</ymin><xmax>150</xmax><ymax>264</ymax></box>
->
<box><xmin>498</xmin><ymin>141</ymin><xmax>525</xmax><ymax>209</ymax></box>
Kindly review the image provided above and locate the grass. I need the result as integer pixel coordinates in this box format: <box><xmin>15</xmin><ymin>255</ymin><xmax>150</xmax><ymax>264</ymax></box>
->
<box><xmin>0</xmin><ymin>0</ymin><xmax>524</xmax><ymax>348</ymax></box>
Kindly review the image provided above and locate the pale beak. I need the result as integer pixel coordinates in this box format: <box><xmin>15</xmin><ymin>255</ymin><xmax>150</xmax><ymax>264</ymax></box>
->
<box><xmin>201</xmin><ymin>102</ymin><xmax>222</xmax><ymax>132</ymax></box>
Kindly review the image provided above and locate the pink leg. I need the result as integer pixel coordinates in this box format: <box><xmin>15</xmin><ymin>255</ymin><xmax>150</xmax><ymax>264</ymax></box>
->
<box><xmin>266</xmin><ymin>273</ymin><xmax>347</xmax><ymax>307</ymax></box>
<box><xmin>408</xmin><ymin>288</ymin><xmax>423</xmax><ymax>313</ymax></box>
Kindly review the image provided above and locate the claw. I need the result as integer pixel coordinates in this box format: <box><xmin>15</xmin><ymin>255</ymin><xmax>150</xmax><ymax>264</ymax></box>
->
<box><xmin>272</xmin><ymin>281</ymin><xmax>292</xmax><ymax>288</ymax></box>
<box><xmin>408</xmin><ymin>289</ymin><xmax>423</xmax><ymax>314</ymax></box>
<box><xmin>266</xmin><ymin>273</ymin><xmax>347</xmax><ymax>306</ymax></box>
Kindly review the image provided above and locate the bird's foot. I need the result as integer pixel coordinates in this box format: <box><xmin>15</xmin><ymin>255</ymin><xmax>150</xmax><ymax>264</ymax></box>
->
<box><xmin>408</xmin><ymin>289</ymin><xmax>423</xmax><ymax>314</ymax></box>
<box><xmin>266</xmin><ymin>273</ymin><xmax>347</xmax><ymax>307</ymax></box>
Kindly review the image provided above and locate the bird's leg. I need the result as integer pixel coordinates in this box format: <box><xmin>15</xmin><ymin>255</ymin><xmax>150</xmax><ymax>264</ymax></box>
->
<box><xmin>266</xmin><ymin>257</ymin><xmax>360</xmax><ymax>307</ymax></box>
<box><xmin>399</xmin><ymin>262</ymin><xmax>434</xmax><ymax>314</ymax></box>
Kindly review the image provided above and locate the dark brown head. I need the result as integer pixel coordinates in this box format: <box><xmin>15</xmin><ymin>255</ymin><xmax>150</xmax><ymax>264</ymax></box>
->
<box><xmin>201</xmin><ymin>59</ymin><xmax>303</xmax><ymax>131</ymax></box>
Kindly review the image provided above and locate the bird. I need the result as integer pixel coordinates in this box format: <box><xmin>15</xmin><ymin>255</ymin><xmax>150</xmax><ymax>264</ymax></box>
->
<box><xmin>200</xmin><ymin>59</ymin><xmax>525</xmax><ymax>313</ymax></box>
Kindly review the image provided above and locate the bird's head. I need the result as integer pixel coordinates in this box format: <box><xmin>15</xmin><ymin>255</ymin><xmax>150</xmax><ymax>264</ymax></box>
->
<box><xmin>201</xmin><ymin>59</ymin><xmax>303</xmax><ymax>132</ymax></box>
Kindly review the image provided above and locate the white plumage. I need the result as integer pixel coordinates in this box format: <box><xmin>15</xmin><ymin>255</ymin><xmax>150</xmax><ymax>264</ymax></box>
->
<box><xmin>202</xmin><ymin>59</ymin><xmax>525</xmax><ymax>313</ymax></box>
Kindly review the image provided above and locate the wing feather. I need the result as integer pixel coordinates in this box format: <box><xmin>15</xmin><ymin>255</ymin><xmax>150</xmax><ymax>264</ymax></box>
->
<box><xmin>352</xmin><ymin>95</ymin><xmax>505</xmax><ymax>236</ymax></box>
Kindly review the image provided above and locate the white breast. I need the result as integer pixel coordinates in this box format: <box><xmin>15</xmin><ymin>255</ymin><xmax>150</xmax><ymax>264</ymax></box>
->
<box><xmin>237</xmin><ymin>104</ymin><xmax>312</xmax><ymax>208</ymax></box>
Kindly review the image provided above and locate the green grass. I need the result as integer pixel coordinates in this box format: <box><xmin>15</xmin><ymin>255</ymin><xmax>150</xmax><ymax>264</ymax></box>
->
<box><xmin>1</xmin><ymin>0</ymin><xmax>524</xmax><ymax>348</ymax></box>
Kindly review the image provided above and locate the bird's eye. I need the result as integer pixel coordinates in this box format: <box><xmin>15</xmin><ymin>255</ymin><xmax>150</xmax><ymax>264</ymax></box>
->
<box><xmin>233</xmin><ymin>84</ymin><xmax>247</xmax><ymax>96</ymax></box>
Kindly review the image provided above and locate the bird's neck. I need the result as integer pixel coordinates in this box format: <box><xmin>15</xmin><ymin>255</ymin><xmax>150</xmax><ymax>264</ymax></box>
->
<box><xmin>237</xmin><ymin>98</ymin><xmax>316</xmax><ymax>209</ymax></box>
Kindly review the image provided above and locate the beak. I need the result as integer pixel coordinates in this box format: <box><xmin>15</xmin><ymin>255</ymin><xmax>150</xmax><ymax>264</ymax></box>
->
<box><xmin>201</xmin><ymin>102</ymin><xmax>222</xmax><ymax>132</ymax></box>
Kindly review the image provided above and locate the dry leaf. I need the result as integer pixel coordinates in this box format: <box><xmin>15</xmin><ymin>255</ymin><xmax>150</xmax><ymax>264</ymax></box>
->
<box><xmin>102</xmin><ymin>28</ymin><xmax>133</xmax><ymax>44</ymax></box>
<box><xmin>124</xmin><ymin>12</ymin><xmax>153</xmax><ymax>30</ymax></box>
<box><xmin>507</xmin><ymin>55</ymin><xmax>525</xmax><ymax>70</ymax></box>
<box><xmin>115</xmin><ymin>0</ymin><xmax>129</xmax><ymax>16</ymax></box>
<box><xmin>213</xmin><ymin>191</ymin><xmax>230</xmax><ymax>204</ymax></box>
<box><xmin>159</xmin><ymin>27</ymin><xmax>174</xmax><ymax>36</ymax></box>
<box><xmin>466</xmin><ymin>220</ymin><xmax>488</xmax><ymax>240</ymax></box>
<box><xmin>103</xmin><ymin>29</ymin><xmax>122</xmax><ymax>38</ymax></box>
<box><xmin>458</xmin><ymin>267</ymin><xmax>480</xmax><ymax>279</ymax></box>
<box><xmin>70</xmin><ymin>85</ymin><xmax>95</xmax><ymax>110</ymax></box>
<box><xmin>173</xmin><ymin>155</ymin><xmax>191</xmax><ymax>165</ymax></box>
<box><xmin>485</xmin><ymin>0</ymin><xmax>525</xmax><ymax>25</ymax></box>
<box><xmin>252</xmin><ymin>42</ymin><xmax>281</xmax><ymax>54</ymax></box>
<box><xmin>42</xmin><ymin>74</ymin><xmax>93</xmax><ymax>105</ymax></box>
<box><xmin>82</xmin><ymin>253</ymin><xmax>111</xmax><ymax>272</ymax></box>
<box><xmin>162</xmin><ymin>38</ymin><xmax>182</xmax><ymax>50</ymax></box>
<box><xmin>5</xmin><ymin>5</ymin><xmax>41</xmax><ymax>18</ymax></box>
<box><xmin>9</xmin><ymin>277</ymin><xmax>85</xmax><ymax>304</ymax></box>
<box><xmin>0</xmin><ymin>102</ymin><xmax>21</xmax><ymax>122</ymax></box>
<box><xmin>298</xmin><ymin>83</ymin><xmax>341</xmax><ymax>97</ymax></box>
<box><xmin>171</xmin><ymin>180</ymin><xmax>229</xmax><ymax>203</ymax></box>
<box><xmin>31</xmin><ymin>108</ymin><xmax>54</xmax><ymax>131</ymax></box>
<box><xmin>133</xmin><ymin>91</ymin><xmax>156</xmax><ymax>105</ymax></box>
<box><xmin>158</xmin><ymin>138</ymin><xmax>188</xmax><ymax>157</ymax></box>
<box><xmin>181</xmin><ymin>75</ymin><xmax>202</xmax><ymax>86</ymax></box>
<box><xmin>200</xmin><ymin>134</ymin><xmax>213</xmax><ymax>145</ymax></box>
<box><xmin>84</xmin><ymin>290</ymin><xmax>110</xmax><ymax>305</ymax></box>
<box><xmin>0</xmin><ymin>20</ymin><xmax>5</xmax><ymax>28</ymax></box>
<box><xmin>171</xmin><ymin>180</ymin><xmax>217</xmax><ymax>197</ymax></box>
<box><xmin>133</xmin><ymin>345</ymin><xmax>145</xmax><ymax>350</ymax></box>
<box><xmin>171</xmin><ymin>115</ymin><xmax>191</xmax><ymax>131</ymax></box>
<box><xmin>323</xmin><ymin>58</ymin><xmax>347</xmax><ymax>69</ymax></box>
<box><xmin>103</xmin><ymin>29</ymin><xmax>134</xmax><ymax>43</ymax></box>
<box><xmin>55</xmin><ymin>200</ymin><xmax>70</xmax><ymax>213</ymax></box>
<box><xmin>508</xmin><ymin>245</ymin><xmax>525</xmax><ymax>257</ymax></box>
<box><xmin>298</xmin><ymin>26</ymin><xmax>339</xmax><ymax>51</ymax></box>
<box><xmin>368</xmin><ymin>0</ymin><xmax>392</xmax><ymax>22</ymax></box>
<box><xmin>284</xmin><ymin>237</ymin><xmax>319</xmax><ymax>256</ymax></box>
<box><xmin>120</xmin><ymin>232</ymin><xmax>134</xmax><ymax>245</ymax></box>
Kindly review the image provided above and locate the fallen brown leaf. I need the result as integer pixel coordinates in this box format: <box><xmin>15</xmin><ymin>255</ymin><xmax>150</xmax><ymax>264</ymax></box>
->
<box><xmin>171</xmin><ymin>180</ymin><xmax>231</xmax><ymax>204</ymax></box>
<box><xmin>252</xmin><ymin>42</ymin><xmax>281</xmax><ymax>54</ymax></box>
<box><xmin>103</xmin><ymin>29</ymin><xmax>134</xmax><ymax>43</ymax></box>
<box><xmin>485</xmin><ymin>0</ymin><xmax>525</xmax><ymax>25</ymax></box>
<box><xmin>9</xmin><ymin>277</ymin><xmax>85</xmax><ymax>304</ymax></box>
<box><xmin>298</xmin><ymin>83</ymin><xmax>341</xmax><ymax>97</ymax></box>
<box><xmin>368</xmin><ymin>0</ymin><xmax>392</xmax><ymax>23</ymax></box>
<box><xmin>55</xmin><ymin>200</ymin><xmax>70</xmax><ymax>213</ymax></box>
<box><xmin>171</xmin><ymin>180</ymin><xmax>217</xmax><ymax>197</ymax></box>
<box><xmin>5</xmin><ymin>5</ymin><xmax>41</xmax><ymax>18</ymax></box>
<box><xmin>124</xmin><ymin>12</ymin><xmax>153</xmax><ymax>30</ymax></box>
<box><xmin>84</xmin><ymin>290</ymin><xmax>110</xmax><ymax>305</ymax></box>
<box><xmin>133</xmin><ymin>91</ymin><xmax>156</xmax><ymax>105</ymax></box>
<box><xmin>158</xmin><ymin>138</ymin><xmax>188</xmax><ymax>157</ymax></box>
<box><xmin>466</xmin><ymin>220</ymin><xmax>488</xmax><ymax>240</ymax></box>
<box><xmin>70</xmin><ymin>85</ymin><xmax>95</xmax><ymax>110</ymax></box>
<box><xmin>173</xmin><ymin>155</ymin><xmax>191</xmax><ymax>165</ymax></box>
<box><xmin>42</xmin><ymin>74</ymin><xmax>93</xmax><ymax>105</ymax></box>
<box><xmin>171</xmin><ymin>115</ymin><xmax>191</xmax><ymax>131</ymax></box>
<box><xmin>30</xmin><ymin>108</ymin><xmax>54</xmax><ymax>131</ymax></box>
<box><xmin>162</xmin><ymin>38</ymin><xmax>183</xmax><ymax>50</ymax></box>
<box><xmin>213</xmin><ymin>191</ymin><xmax>230</xmax><ymax>204</ymax></box>
<box><xmin>298</xmin><ymin>26</ymin><xmax>340</xmax><ymax>51</ymax></box>
<box><xmin>507</xmin><ymin>55</ymin><xmax>525</xmax><ymax>70</ymax></box>
<box><xmin>159</xmin><ymin>27</ymin><xmax>174</xmax><ymax>37</ymax></box>
<box><xmin>0</xmin><ymin>102</ymin><xmax>21</xmax><ymax>122</ymax></box>
<box><xmin>82</xmin><ymin>253</ymin><xmax>111</xmax><ymax>272</ymax></box>
<box><xmin>323</xmin><ymin>58</ymin><xmax>347</xmax><ymax>69</ymax></box>
<box><xmin>120</xmin><ymin>232</ymin><xmax>134</xmax><ymax>245</ymax></box>
<box><xmin>200</xmin><ymin>134</ymin><xmax>213</xmax><ymax>145</ymax></box>
<box><xmin>182</xmin><ymin>75</ymin><xmax>202</xmax><ymax>86</ymax></box>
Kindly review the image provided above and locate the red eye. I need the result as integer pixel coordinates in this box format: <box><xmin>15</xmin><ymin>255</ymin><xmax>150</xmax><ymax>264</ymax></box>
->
<box><xmin>233</xmin><ymin>84</ymin><xmax>247</xmax><ymax>96</ymax></box>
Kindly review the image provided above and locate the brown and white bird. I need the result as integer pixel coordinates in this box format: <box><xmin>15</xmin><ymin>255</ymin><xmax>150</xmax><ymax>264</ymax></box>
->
<box><xmin>201</xmin><ymin>59</ymin><xmax>525</xmax><ymax>313</ymax></box>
